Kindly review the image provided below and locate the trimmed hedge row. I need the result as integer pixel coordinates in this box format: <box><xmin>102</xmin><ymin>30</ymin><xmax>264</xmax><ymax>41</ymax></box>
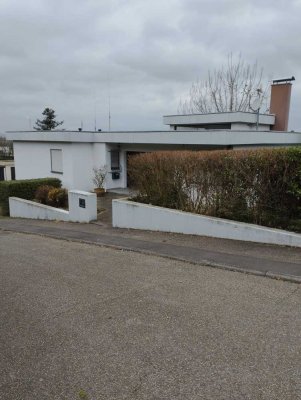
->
<box><xmin>0</xmin><ymin>178</ymin><xmax>62</xmax><ymax>215</ymax></box>
<box><xmin>128</xmin><ymin>148</ymin><xmax>301</xmax><ymax>232</ymax></box>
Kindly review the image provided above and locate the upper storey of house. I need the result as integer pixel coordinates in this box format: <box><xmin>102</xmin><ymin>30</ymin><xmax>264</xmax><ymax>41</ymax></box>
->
<box><xmin>163</xmin><ymin>112</ymin><xmax>275</xmax><ymax>132</ymax></box>
<box><xmin>164</xmin><ymin>78</ymin><xmax>295</xmax><ymax>133</ymax></box>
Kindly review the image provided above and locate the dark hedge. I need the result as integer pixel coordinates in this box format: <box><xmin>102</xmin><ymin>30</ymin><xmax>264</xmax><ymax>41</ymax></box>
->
<box><xmin>0</xmin><ymin>177</ymin><xmax>61</xmax><ymax>215</ymax></box>
<box><xmin>128</xmin><ymin>147</ymin><xmax>301</xmax><ymax>232</ymax></box>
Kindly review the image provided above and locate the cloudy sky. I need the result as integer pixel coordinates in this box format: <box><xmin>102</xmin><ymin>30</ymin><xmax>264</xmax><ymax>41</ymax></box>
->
<box><xmin>1</xmin><ymin>0</ymin><xmax>301</xmax><ymax>133</ymax></box>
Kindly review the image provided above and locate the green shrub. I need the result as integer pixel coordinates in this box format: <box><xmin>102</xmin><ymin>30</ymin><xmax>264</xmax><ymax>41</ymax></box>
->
<box><xmin>47</xmin><ymin>187</ymin><xmax>68</xmax><ymax>208</ymax></box>
<box><xmin>128</xmin><ymin>147</ymin><xmax>301</xmax><ymax>231</ymax></box>
<box><xmin>0</xmin><ymin>178</ymin><xmax>61</xmax><ymax>215</ymax></box>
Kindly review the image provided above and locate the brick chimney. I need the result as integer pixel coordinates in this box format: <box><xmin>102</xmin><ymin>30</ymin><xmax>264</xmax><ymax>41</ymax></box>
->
<box><xmin>270</xmin><ymin>78</ymin><xmax>294</xmax><ymax>131</ymax></box>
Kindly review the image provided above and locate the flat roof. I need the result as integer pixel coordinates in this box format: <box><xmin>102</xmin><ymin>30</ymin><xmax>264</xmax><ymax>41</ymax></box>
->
<box><xmin>163</xmin><ymin>111</ymin><xmax>275</xmax><ymax>126</ymax></box>
<box><xmin>5</xmin><ymin>129</ymin><xmax>301</xmax><ymax>147</ymax></box>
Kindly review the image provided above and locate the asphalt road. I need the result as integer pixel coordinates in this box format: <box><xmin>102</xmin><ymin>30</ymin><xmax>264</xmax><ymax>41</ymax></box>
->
<box><xmin>1</xmin><ymin>231</ymin><xmax>301</xmax><ymax>399</ymax></box>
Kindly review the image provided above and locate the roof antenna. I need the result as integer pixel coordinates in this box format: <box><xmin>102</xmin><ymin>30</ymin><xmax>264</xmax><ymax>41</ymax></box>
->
<box><xmin>108</xmin><ymin>73</ymin><xmax>111</xmax><ymax>132</ymax></box>
<box><xmin>249</xmin><ymin>88</ymin><xmax>263</xmax><ymax>131</ymax></box>
<box><xmin>94</xmin><ymin>96</ymin><xmax>97</xmax><ymax>132</ymax></box>
<box><xmin>109</xmin><ymin>94</ymin><xmax>111</xmax><ymax>132</ymax></box>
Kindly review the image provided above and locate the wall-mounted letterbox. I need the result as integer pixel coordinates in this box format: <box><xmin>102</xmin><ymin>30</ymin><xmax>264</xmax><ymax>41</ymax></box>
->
<box><xmin>79</xmin><ymin>198</ymin><xmax>86</xmax><ymax>208</ymax></box>
<box><xmin>112</xmin><ymin>172</ymin><xmax>120</xmax><ymax>180</ymax></box>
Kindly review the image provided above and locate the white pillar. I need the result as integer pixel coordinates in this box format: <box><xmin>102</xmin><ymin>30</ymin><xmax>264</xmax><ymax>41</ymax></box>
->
<box><xmin>68</xmin><ymin>190</ymin><xmax>97</xmax><ymax>222</ymax></box>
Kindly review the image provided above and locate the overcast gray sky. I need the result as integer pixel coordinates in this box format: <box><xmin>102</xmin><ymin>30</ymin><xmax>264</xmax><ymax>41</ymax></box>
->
<box><xmin>1</xmin><ymin>0</ymin><xmax>301</xmax><ymax>133</ymax></box>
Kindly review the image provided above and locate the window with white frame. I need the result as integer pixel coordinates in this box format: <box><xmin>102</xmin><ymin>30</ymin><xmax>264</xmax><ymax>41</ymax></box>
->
<box><xmin>50</xmin><ymin>149</ymin><xmax>63</xmax><ymax>173</ymax></box>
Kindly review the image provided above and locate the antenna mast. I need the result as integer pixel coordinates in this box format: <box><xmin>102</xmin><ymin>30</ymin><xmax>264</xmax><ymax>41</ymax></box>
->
<box><xmin>109</xmin><ymin>94</ymin><xmax>111</xmax><ymax>132</ymax></box>
<box><xmin>249</xmin><ymin>88</ymin><xmax>262</xmax><ymax>131</ymax></box>
<box><xmin>94</xmin><ymin>99</ymin><xmax>97</xmax><ymax>132</ymax></box>
<box><xmin>108</xmin><ymin>73</ymin><xmax>111</xmax><ymax>132</ymax></box>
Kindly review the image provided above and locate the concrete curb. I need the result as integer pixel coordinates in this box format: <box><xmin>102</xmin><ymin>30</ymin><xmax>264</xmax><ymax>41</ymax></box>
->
<box><xmin>1</xmin><ymin>227</ymin><xmax>300</xmax><ymax>285</ymax></box>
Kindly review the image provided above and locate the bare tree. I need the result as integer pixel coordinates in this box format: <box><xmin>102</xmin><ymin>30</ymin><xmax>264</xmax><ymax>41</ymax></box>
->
<box><xmin>178</xmin><ymin>54</ymin><xmax>269</xmax><ymax>114</ymax></box>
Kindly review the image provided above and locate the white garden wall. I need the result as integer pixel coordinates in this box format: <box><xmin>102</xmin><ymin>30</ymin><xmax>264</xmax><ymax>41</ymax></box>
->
<box><xmin>9</xmin><ymin>198</ymin><xmax>69</xmax><ymax>221</ymax></box>
<box><xmin>68</xmin><ymin>190</ymin><xmax>97</xmax><ymax>223</ymax></box>
<box><xmin>112</xmin><ymin>199</ymin><xmax>301</xmax><ymax>248</ymax></box>
<box><xmin>9</xmin><ymin>190</ymin><xmax>97</xmax><ymax>223</ymax></box>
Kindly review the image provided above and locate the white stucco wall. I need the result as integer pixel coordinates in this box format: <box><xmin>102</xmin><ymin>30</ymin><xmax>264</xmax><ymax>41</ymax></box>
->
<box><xmin>13</xmin><ymin>141</ymin><xmax>97</xmax><ymax>191</ymax></box>
<box><xmin>69</xmin><ymin>143</ymin><xmax>95</xmax><ymax>190</ymax></box>
<box><xmin>9</xmin><ymin>197</ymin><xmax>70</xmax><ymax>221</ymax></box>
<box><xmin>5</xmin><ymin>165</ymin><xmax>12</xmax><ymax>180</ymax></box>
<box><xmin>12</xmin><ymin>141</ymin><xmax>126</xmax><ymax>191</ymax></box>
<box><xmin>68</xmin><ymin>190</ymin><xmax>97</xmax><ymax>222</ymax></box>
<box><xmin>230</xmin><ymin>123</ymin><xmax>271</xmax><ymax>131</ymax></box>
<box><xmin>112</xmin><ymin>199</ymin><xmax>301</xmax><ymax>248</ymax></box>
<box><xmin>9</xmin><ymin>190</ymin><xmax>97</xmax><ymax>222</ymax></box>
<box><xmin>14</xmin><ymin>142</ymin><xmax>71</xmax><ymax>185</ymax></box>
<box><xmin>163</xmin><ymin>112</ymin><xmax>275</xmax><ymax>127</ymax></box>
<box><xmin>91</xmin><ymin>143</ymin><xmax>126</xmax><ymax>190</ymax></box>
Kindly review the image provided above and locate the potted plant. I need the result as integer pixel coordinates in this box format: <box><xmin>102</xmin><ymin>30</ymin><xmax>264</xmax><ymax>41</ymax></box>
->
<box><xmin>92</xmin><ymin>166</ymin><xmax>107</xmax><ymax>197</ymax></box>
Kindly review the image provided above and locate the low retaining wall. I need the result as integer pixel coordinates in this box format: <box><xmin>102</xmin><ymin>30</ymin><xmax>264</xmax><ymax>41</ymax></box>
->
<box><xmin>112</xmin><ymin>199</ymin><xmax>301</xmax><ymax>248</ymax></box>
<box><xmin>9</xmin><ymin>198</ymin><xmax>69</xmax><ymax>221</ymax></box>
<box><xmin>9</xmin><ymin>190</ymin><xmax>97</xmax><ymax>223</ymax></box>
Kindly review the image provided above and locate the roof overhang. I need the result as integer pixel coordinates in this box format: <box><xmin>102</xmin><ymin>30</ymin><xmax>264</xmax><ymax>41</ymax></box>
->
<box><xmin>5</xmin><ymin>129</ymin><xmax>301</xmax><ymax>147</ymax></box>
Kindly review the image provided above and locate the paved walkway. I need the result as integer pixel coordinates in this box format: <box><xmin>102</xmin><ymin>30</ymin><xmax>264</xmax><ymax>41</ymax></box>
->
<box><xmin>96</xmin><ymin>192</ymin><xmax>126</xmax><ymax>225</ymax></box>
<box><xmin>0</xmin><ymin>217</ymin><xmax>300</xmax><ymax>282</ymax></box>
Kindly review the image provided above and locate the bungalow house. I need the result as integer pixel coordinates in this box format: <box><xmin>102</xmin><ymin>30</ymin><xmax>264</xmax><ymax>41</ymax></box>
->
<box><xmin>6</xmin><ymin>80</ymin><xmax>301</xmax><ymax>191</ymax></box>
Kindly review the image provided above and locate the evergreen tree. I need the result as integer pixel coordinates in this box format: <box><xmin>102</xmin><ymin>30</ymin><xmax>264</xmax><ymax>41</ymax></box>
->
<box><xmin>34</xmin><ymin>108</ymin><xmax>64</xmax><ymax>130</ymax></box>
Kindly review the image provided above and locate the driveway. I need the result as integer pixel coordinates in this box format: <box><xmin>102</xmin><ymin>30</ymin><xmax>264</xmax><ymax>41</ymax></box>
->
<box><xmin>1</xmin><ymin>231</ymin><xmax>300</xmax><ymax>399</ymax></box>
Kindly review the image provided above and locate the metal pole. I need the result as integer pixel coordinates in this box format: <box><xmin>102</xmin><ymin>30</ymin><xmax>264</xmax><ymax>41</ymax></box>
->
<box><xmin>256</xmin><ymin>109</ymin><xmax>259</xmax><ymax>130</ymax></box>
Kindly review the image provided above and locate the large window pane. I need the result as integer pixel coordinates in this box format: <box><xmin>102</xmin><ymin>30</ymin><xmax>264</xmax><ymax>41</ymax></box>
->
<box><xmin>50</xmin><ymin>149</ymin><xmax>63</xmax><ymax>173</ymax></box>
<box><xmin>111</xmin><ymin>150</ymin><xmax>120</xmax><ymax>171</ymax></box>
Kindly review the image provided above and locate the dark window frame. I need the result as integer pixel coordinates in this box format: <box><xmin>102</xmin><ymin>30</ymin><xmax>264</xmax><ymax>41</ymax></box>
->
<box><xmin>0</xmin><ymin>166</ymin><xmax>4</xmax><ymax>181</ymax></box>
<box><xmin>11</xmin><ymin>166</ymin><xmax>15</xmax><ymax>180</ymax></box>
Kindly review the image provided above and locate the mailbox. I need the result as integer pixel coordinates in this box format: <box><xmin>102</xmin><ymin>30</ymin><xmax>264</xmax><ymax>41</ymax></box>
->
<box><xmin>79</xmin><ymin>198</ymin><xmax>86</xmax><ymax>208</ymax></box>
<box><xmin>112</xmin><ymin>172</ymin><xmax>120</xmax><ymax>180</ymax></box>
